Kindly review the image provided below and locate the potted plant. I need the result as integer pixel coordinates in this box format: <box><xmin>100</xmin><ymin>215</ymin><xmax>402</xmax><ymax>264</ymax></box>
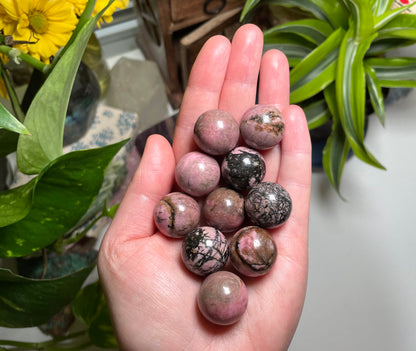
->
<box><xmin>241</xmin><ymin>0</ymin><xmax>416</xmax><ymax>195</ymax></box>
<box><xmin>0</xmin><ymin>0</ymin><xmax>130</xmax><ymax>349</ymax></box>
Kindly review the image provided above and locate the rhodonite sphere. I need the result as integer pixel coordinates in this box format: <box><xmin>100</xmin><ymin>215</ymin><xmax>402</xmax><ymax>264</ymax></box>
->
<box><xmin>193</xmin><ymin>109</ymin><xmax>240</xmax><ymax>155</ymax></box>
<box><xmin>202</xmin><ymin>187</ymin><xmax>245</xmax><ymax>232</ymax></box>
<box><xmin>240</xmin><ymin>105</ymin><xmax>285</xmax><ymax>150</ymax></box>
<box><xmin>245</xmin><ymin>182</ymin><xmax>292</xmax><ymax>228</ymax></box>
<box><xmin>154</xmin><ymin>192</ymin><xmax>200</xmax><ymax>238</ymax></box>
<box><xmin>221</xmin><ymin>146</ymin><xmax>266</xmax><ymax>191</ymax></box>
<box><xmin>181</xmin><ymin>226</ymin><xmax>229</xmax><ymax>276</ymax></box>
<box><xmin>230</xmin><ymin>226</ymin><xmax>277</xmax><ymax>277</ymax></box>
<box><xmin>198</xmin><ymin>271</ymin><xmax>248</xmax><ymax>325</ymax></box>
<box><xmin>175</xmin><ymin>151</ymin><xmax>220</xmax><ymax>197</ymax></box>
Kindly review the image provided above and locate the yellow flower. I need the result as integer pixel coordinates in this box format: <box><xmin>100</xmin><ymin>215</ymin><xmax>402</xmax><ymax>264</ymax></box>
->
<box><xmin>67</xmin><ymin>0</ymin><xmax>129</xmax><ymax>27</ymax></box>
<box><xmin>0</xmin><ymin>0</ymin><xmax>78</xmax><ymax>63</ymax></box>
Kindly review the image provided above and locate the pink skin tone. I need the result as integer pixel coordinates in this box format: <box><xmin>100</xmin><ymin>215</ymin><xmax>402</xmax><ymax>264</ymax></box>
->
<box><xmin>98</xmin><ymin>24</ymin><xmax>311</xmax><ymax>351</ymax></box>
<box><xmin>175</xmin><ymin>151</ymin><xmax>220</xmax><ymax>197</ymax></box>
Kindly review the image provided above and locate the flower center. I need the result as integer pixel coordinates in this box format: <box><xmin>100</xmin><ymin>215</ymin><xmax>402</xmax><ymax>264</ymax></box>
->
<box><xmin>28</xmin><ymin>11</ymin><xmax>48</xmax><ymax>34</ymax></box>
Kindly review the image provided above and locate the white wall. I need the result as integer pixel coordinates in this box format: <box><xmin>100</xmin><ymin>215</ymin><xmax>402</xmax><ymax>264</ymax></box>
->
<box><xmin>291</xmin><ymin>50</ymin><xmax>416</xmax><ymax>350</ymax></box>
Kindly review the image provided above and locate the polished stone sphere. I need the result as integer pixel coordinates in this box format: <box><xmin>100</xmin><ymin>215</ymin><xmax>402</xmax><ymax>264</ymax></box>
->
<box><xmin>245</xmin><ymin>182</ymin><xmax>292</xmax><ymax>228</ymax></box>
<box><xmin>198</xmin><ymin>271</ymin><xmax>248</xmax><ymax>325</ymax></box>
<box><xmin>221</xmin><ymin>146</ymin><xmax>266</xmax><ymax>191</ymax></box>
<box><xmin>193</xmin><ymin>109</ymin><xmax>240</xmax><ymax>155</ymax></box>
<box><xmin>240</xmin><ymin>104</ymin><xmax>285</xmax><ymax>150</ymax></box>
<box><xmin>175</xmin><ymin>151</ymin><xmax>220</xmax><ymax>197</ymax></box>
<box><xmin>230</xmin><ymin>226</ymin><xmax>277</xmax><ymax>277</ymax></box>
<box><xmin>181</xmin><ymin>226</ymin><xmax>229</xmax><ymax>276</ymax></box>
<box><xmin>202</xmin><ymin>187</ymin><xmax>245</xmax><ymax>232</ymax></box>
<box><xmin>154</xmin><ymin>192</ymin><xmax>200</xmax><ymax>238</ymax></box>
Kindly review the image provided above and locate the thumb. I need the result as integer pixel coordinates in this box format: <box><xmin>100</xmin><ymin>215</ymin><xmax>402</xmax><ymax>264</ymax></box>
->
<box><xmin>104</xmin><ymin>134</ymin><xmax>176</xmax><ymax>243</ymax></box>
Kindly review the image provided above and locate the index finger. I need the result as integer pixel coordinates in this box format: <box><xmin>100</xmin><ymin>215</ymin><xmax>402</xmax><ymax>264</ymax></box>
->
<box><xmin>173</xmin><ymin>35</ymin><xmax>231</xmax><ymax>160</ymax></box>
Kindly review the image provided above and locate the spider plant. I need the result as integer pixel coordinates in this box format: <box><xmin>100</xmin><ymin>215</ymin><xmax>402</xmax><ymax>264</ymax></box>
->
<box><xmin>241</xmin><ymin>0</ymin><xmax>416</xmax><ymax>195</ymax></box>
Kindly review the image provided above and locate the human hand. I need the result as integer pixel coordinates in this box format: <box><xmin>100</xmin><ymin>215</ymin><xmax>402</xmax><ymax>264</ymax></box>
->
<box><xmin>98</xmin><ymin>24</ymin><xmax>311</xmax><ymax>351</ymax></box>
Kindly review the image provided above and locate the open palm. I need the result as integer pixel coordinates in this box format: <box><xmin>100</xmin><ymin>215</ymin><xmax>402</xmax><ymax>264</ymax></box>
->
<box><xmin>98</xmin><ymin>24</ymin><xmax>311</xmax><ymax>351</ymax></box>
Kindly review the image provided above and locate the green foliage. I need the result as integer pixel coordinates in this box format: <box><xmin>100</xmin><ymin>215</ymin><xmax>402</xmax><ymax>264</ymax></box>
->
<box><xmin>72</xmin><ymin>281</ymin><xmax>119</xmax><ymax>348</ymax></box>
<box><xmin>0</xmin><ymin>103</ymin><xmax>29</xmax><ymax>135</ymax></box>
<box><xmin>0</xmin><ymin>264</ymin><xmax>94</xmax><ymax>328</ymax></box>
<box><xmin>0</xmin><ymin>140</ymin><xmax>127</xmax><ymax>258</ymax></box>
<box><xmin>0</xmin><ymin>0</ymin><xmax>123</xmax><ymax>348</ymax></box>
<box><xmin>241</xmin><ymin>0</ymin><xmax>416</xmax><ymax>194</ymax></box>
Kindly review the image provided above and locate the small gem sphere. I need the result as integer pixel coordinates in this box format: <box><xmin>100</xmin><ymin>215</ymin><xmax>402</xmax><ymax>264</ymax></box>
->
<box><xmin>193</xmin><ymin>109</ymin><xmax>240</xmax><ymax>155</ymax></box>
<box><xmin>240</xmin><ymin>104</ymin><xmax>285</xmax><ymax>150</ymax></box>
<box><xmin>230</xmin><ymin>226</ymin><xmax>277</xmax><ymax>277</ymax></box>
<box><xmin>221</xmin><ymin>146</ymin><xmax>266</xmax><ymax>191</ymax></box>
<box><xmin>198</xmin><ymin>271</ymin><xmax>248</xmax><ymax>325</ymax></box>
<box><xmin>181</xmin><ymin>226</ymin><xmax>230</xmax><ymax>276</ymax></box>
<box><xmin>153</xmin><ymin>192</ymin><xmax>200</xmax><ymax>238</ymax></box>
<box><xmin>245</xmin><ymin>182</ymin><xmax>292</xmax><ymax>228</ymax></box>
<box><xmin>175</xmin><ymin>151</ymin><xmax>220</xmax><ymax>197</ymax></box>
<box><xmin>202</xmin><ymin>187</ymin><xmax>245</xmax><ymax>232</ymax></box>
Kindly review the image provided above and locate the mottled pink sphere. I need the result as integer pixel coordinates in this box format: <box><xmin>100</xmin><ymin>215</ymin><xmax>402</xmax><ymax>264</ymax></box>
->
<box><xmin>240</xmin><ymin>104</ymin><xmax>285</xmax><ymax>150</ymax></box>
<box><xmin>245</xmin><ymin>182</ymin><xmax>292</xmax><ymax>228</ymax></box>
<box><xmin>198</xmin><ymin>271</ymin><xmax>248</xmax><ymax>325</ymax></box>
<box><xmin>181</xmin><ymin>226</ymin><xmax>229</xmax><ymax>276</ymax></box>
<box><xmin>175</xmin><ymin>151</ymin><xmax>220</xmax><ymax>197</ymax></box>
<box><xmin>202</xmin><ymin>187</ymin><xmax>245</xmax><ymax>232</ymax></box>
<box><xmin>230</xmin><ymin>226</ymin><xmax>277</xmax><ymax>277</ymax></box>
<box><xmin>193</xmin><ymin>109</ymin><xmax>240</xmax><ymax>155</ymax></box>
<box><xmin>154</xmin><ymin>192</ymin><xmax>200</xmax><ymax>238</ymax></box>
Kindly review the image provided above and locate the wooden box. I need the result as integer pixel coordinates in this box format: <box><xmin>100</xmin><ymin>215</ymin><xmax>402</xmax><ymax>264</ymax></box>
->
<box><xmin>134</xmin><ymin>0</ymin><xmax>245</xmax><ymax>108</ymax></box>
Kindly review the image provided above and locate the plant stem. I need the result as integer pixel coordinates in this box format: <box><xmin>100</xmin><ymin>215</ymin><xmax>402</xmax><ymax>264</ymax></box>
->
<box><xmin>0</xmin><ymin>45</ymin><xmax>47</xmax><ymax>73</ymax></box>
<box><xmin>61</xmin><ymin>214</ymin><xmax>105</xmax><ymax>247</ymax></box>
<box><xmin>0</xmin><ymin>61</ymin><xmax>26</xmax><ymax>122</ymax></box>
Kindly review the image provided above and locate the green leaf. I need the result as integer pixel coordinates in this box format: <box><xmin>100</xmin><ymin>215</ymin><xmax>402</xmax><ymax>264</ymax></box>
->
<box><xmin>289</xmin><ymin>28</ymin><xmax>344</xmax><ymax>103</ymax></box>
<box><xmin>336</xmin><ymin>24</ymin><xmax>384</xmax><ymax>169</ymax></box>
<box><xmin>373</xmin><ymin>0</ymin><xmax>394</xmax><ymax>17</ymax></box>
<box><xmin>366</xmin><ymin>57</ymin><xmax>416</xmax><ymax>87</ymax></box>
<box><xmin>266</xmin><ymin>0</ymin><xmax>348</xmax><ymax>29</ymax></box>
<box><xmin>0</xmin><ymin>264</ymin><xmax>94</xmax><ymax>328</ymax></box>
<box><xmin>374</xmin><ymin>3</ymin><xmax>416</xmax><ymax>30</ymax></box>
<box><xmin>0</xmin><ymin>140</ymin><xmax>127</xmax><ymax>258</ymax></box>
<box><xmin>377</xmin><ymin>14</ymin><xmax>416</xmax><ymax>41</ymax></box>
<box><xmin>341</xmin><ymin>0</ymin><xmax>375</xmax><ymax>39</ymax></box>
<box><xmin>73</xmin><ymin>281</ymin><xmax>118</xmax><ymax>349</ymax></box>
<box><xmin>364</xmin><ymin>63</ymin><xmax>385</xmax><ymax>125</ymax></box>
<box><xmin>72</xmin><ymin>281</ymin><xmax>103</xmax><ymax>326</ymax></box>
<box><xmin>263</xmin><ymin>33</ymin><xmax>315</xmax><ymax>65</ymax></box>
<box><xmin>322</xmin><ymin>85</ymin><xmax>350</xmax><ymax>197</ymax></box>
<box><xmin>368</xmin><ymin>38</ymin><xmax>416</xmax><ymax>55</ymax></box>
<box><xmin>103</xmin><ymin>203</ymin><xmax>119</xmax><ymax>219</ymax></box>
<box><xmin>301</xmin><ymin>98</ymin><xmax>331</xmax><ymax>130</ymax></box>
<box><xmin>0</xmin><ymin>178</ymin><xmax>35</xmax><ymax>228</ymax></box>
<box><xmin>16</xmin><ymin>6</ymin><xmax>105</xmax><ymax>175</ymax></box>
<box><xmin>240</xmin><ymin>0</ymin><xmax>262</xmax><ymax>21</ymax></box>
<box><xmin>89</xmin><ymin>301</ymin><xmax>118</xmax><ymax>349</ymax></box>
<box><xmin>0</xmin><ymin>103</ymin><xmax>30</xmax><ymax>135</ymax></box>
<box><xmin>263</xmin><ymin>19</ymin><xmax>333</xmax><ymax>45</ymax></box>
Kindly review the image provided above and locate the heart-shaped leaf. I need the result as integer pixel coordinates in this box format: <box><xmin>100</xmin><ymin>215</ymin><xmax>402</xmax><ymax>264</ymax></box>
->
<box><xmin>0</xmin><ymin>140</ymin><xmax>127</xmax><ymax>258</ymax></box>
